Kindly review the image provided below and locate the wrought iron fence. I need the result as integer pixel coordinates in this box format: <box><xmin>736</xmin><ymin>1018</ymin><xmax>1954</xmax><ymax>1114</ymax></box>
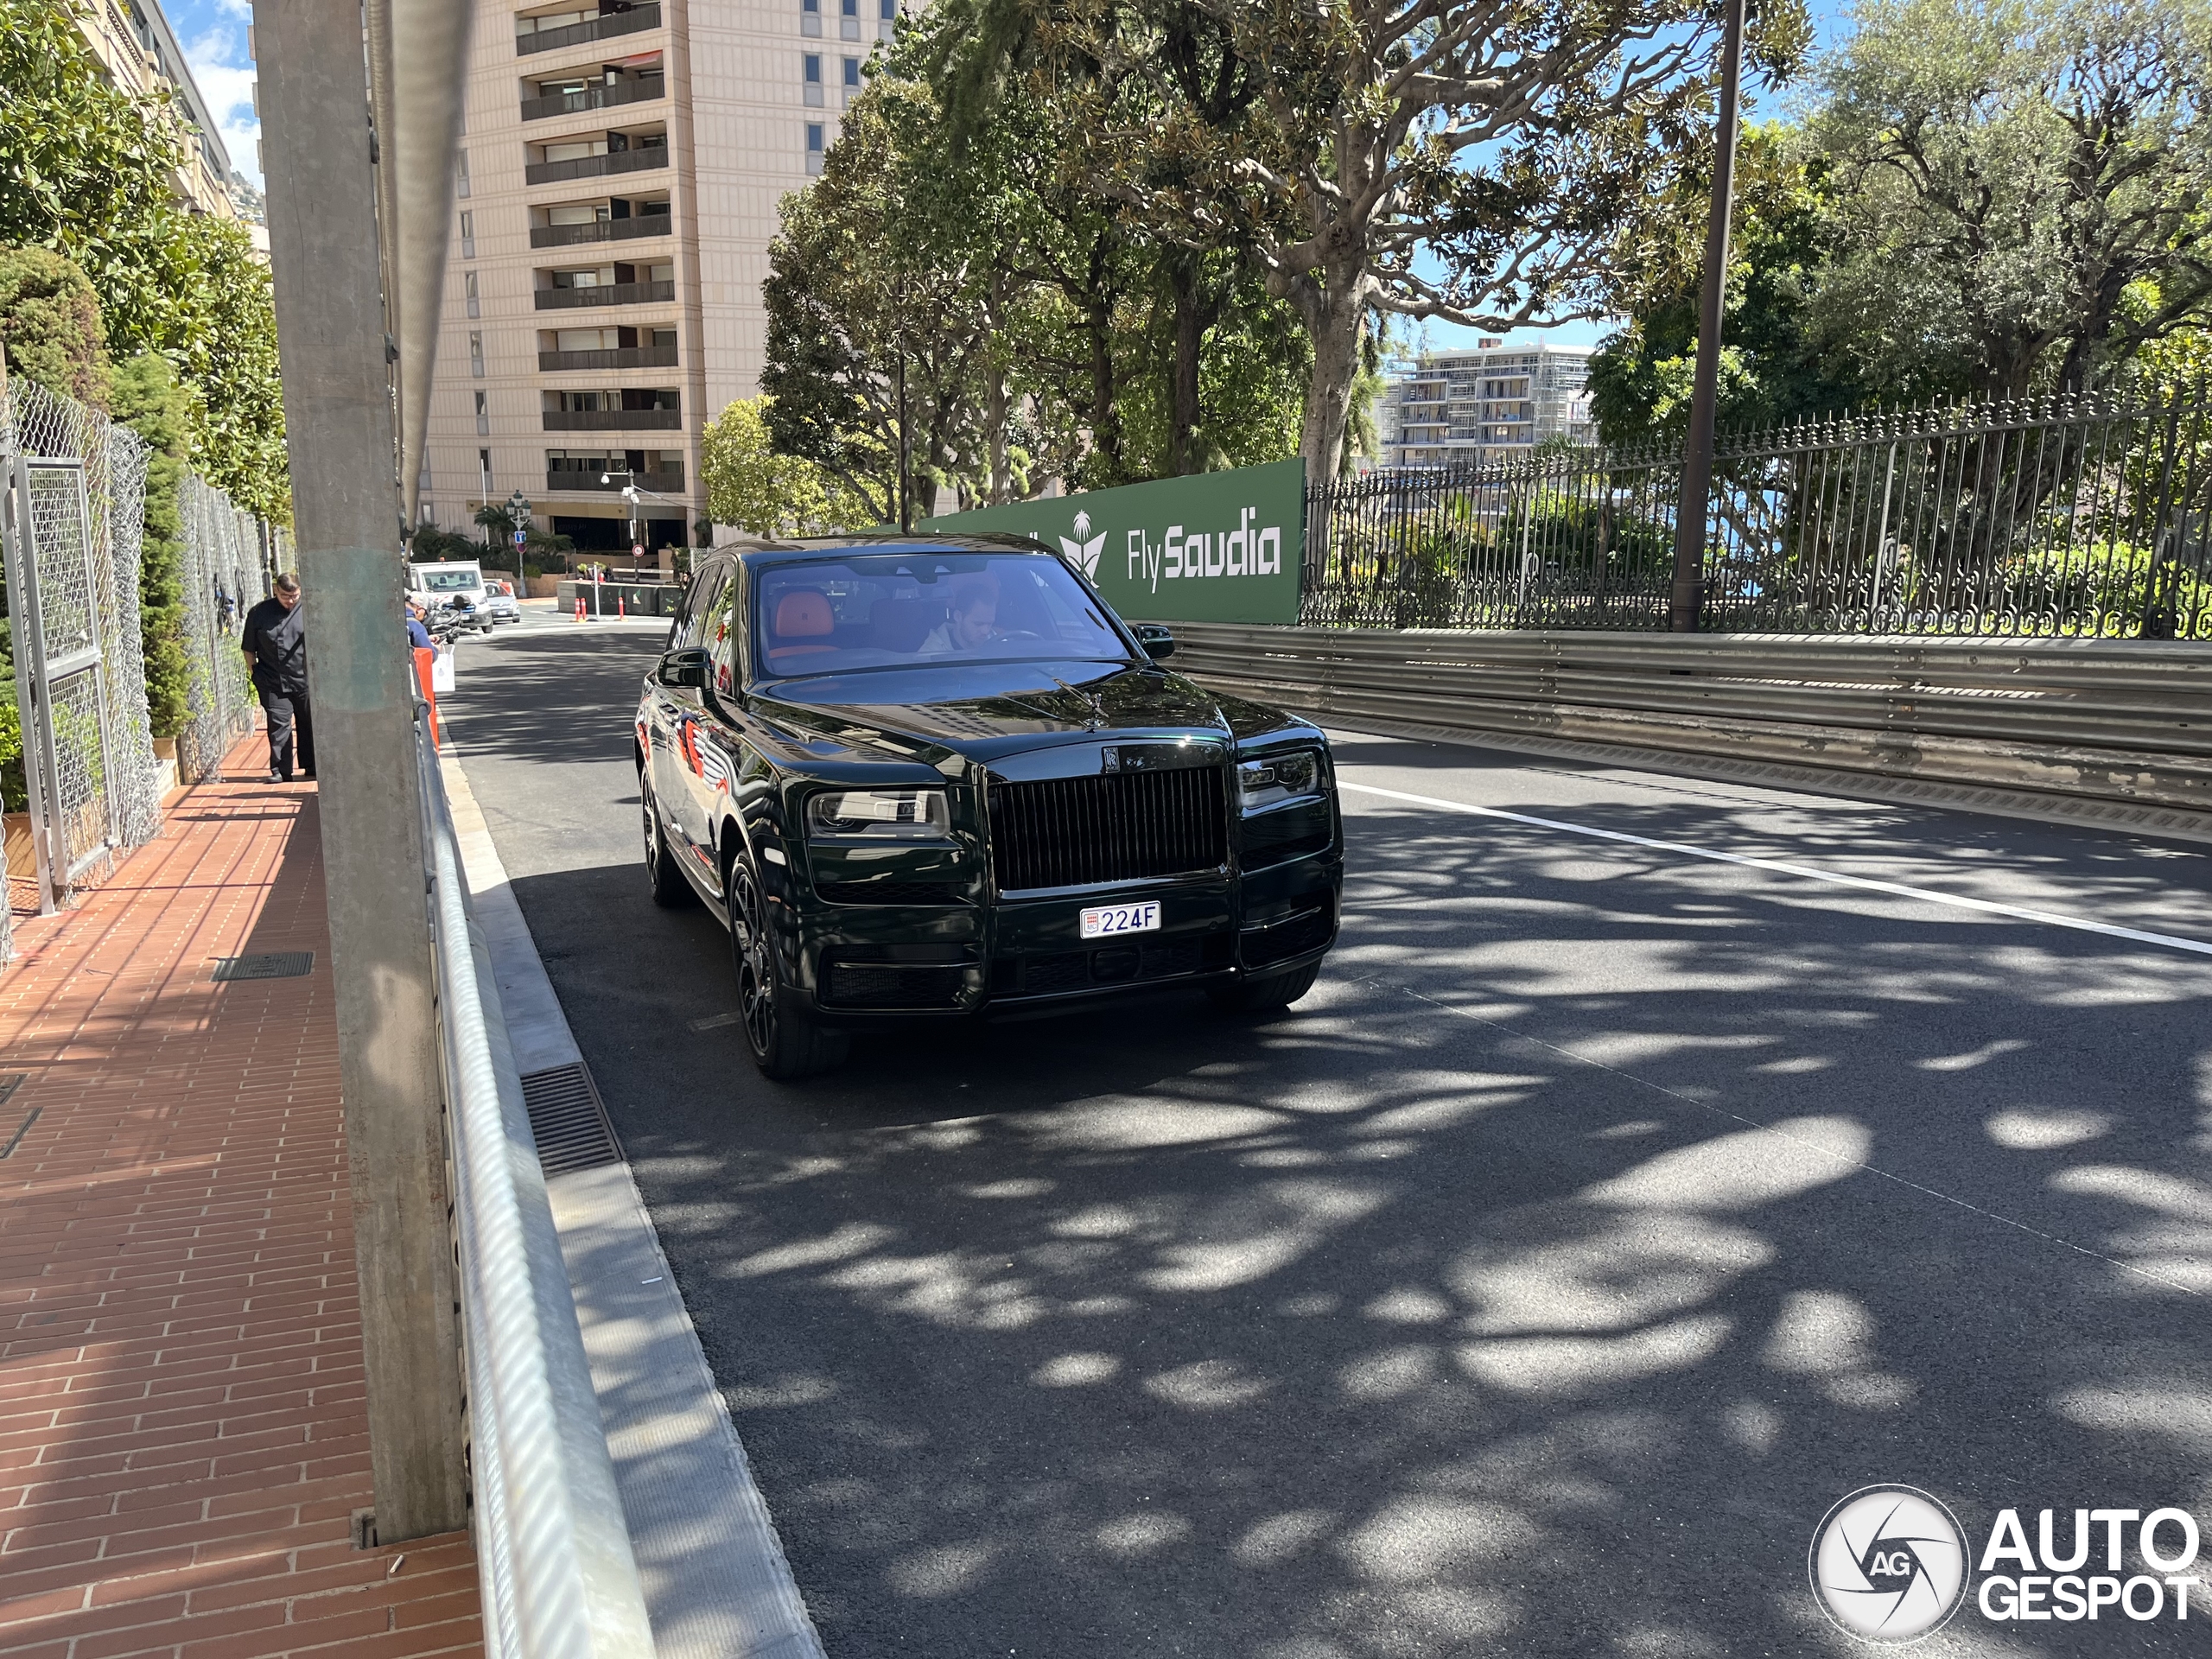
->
<box><xmin>1305</xmin><ymin>387</ymin><xmax>2212</xmax><ymax>638</ymax></box>
<box><xmin>0</xmin><ymin>376</ymin><xmax>167</xmax><ymax>932</ymax></box>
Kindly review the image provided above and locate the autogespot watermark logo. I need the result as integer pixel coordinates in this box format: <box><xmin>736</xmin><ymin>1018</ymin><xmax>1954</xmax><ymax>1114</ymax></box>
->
<box><xmin>1810</xmin><ymin>1486</ymin><xmax>2208</xmax><ymax>1642</ymax></box>
<box><xmin>1810</xmin><ymin>1486</ymin><xmax>1970</xmax><ymax>1643</ymax></box>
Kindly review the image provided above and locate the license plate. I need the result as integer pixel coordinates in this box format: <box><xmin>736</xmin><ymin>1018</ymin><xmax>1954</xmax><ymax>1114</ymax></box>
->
<box><xmin>1080</xmin><ymin>901</ymin><xmax>1160</xmax><ymax>939</ymax></box>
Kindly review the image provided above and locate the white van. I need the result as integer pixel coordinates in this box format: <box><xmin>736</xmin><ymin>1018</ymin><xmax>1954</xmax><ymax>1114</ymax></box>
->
<box><xmin>407</xmin><ymin>560</ymin><xmax>490</xmax><ymax>630</ymax></box>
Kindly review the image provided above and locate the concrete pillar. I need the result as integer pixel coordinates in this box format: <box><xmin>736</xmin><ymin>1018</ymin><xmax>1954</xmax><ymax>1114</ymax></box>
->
<box><xmin>254</xmin><ymin>0</ymin><xmax>469</xmax><ymax>1541</ymax></box>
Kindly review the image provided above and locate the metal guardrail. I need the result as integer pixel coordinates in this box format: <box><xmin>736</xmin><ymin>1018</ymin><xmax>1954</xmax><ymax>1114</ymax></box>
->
<box><xmin>1162</xmin><ymin>620</ymin><xmax>2212</xmax><ymax>818</ymax></box>
<box><xmin>535</xmin><ymin>280</ymin><xmax>676</xmax><ymax>311</ymax></box>
<box><xmin>415</xmin><ymin>711</ymin><xmax>657</xmax><ymax>1659</ymax></box>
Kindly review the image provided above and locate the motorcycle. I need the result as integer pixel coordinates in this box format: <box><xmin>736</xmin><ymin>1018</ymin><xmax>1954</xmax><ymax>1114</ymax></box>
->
<box><xmin>426</xmin><ymin>595</ymin><xmax>486</xmax><ymax>643</ymax></box>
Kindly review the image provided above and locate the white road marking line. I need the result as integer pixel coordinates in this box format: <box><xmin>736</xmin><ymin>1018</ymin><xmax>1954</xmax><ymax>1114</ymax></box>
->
<box><xmin>1392</xmin><ymin>980</ymin><xmax>2202</xmax><ymax>1298</ymax></box>
<box><xmin>690</xmin><ymin>1010</ymin><xmax>744</xmax><ymax>1031</ymax></box>
<box><xmin>1340</xmin><ymin>779</ymin><xmax>2212</xmax><ymax>959</ymax></box>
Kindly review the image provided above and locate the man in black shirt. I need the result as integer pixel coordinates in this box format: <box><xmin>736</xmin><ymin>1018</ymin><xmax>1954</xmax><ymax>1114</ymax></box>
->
<box><xmin>239</xmin><ymin>572</ymin><xmax>314</xmax><ymax>783</ymax></box>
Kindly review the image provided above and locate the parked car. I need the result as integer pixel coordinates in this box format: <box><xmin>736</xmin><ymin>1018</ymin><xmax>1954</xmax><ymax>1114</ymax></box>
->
<box><xmin>482</xmin><ymin>580</ymin><xmax>522</xmax><ymax>625</ymax></box>
<box><xmin>634</xmin><ymin>535</ymin><xmax>1342</xmax><ymax>1077</ymax></box>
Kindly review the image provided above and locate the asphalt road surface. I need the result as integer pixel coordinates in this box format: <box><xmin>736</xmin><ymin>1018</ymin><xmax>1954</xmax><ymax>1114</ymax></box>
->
<box><xmin>446</xmin><ymin>616</ymin><xmax>2212</xmax><ymax>1657</ymax></box>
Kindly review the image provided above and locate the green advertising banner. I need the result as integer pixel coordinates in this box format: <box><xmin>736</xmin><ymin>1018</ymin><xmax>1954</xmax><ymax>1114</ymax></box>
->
<box><xmin>918</xmin><ymin>457</ymin><xmax>1305</xmax><ymax>625</ymax></box>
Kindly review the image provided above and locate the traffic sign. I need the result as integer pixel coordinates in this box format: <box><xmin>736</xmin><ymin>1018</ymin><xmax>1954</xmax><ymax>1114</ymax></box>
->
<box><xmin>512</xmin><ymin>530</ymin><xmax>525</xmax><ymax>548</ymax></box>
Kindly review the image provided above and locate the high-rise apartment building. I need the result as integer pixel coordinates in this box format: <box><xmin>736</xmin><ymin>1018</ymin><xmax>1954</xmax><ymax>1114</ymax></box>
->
<box><xmin>1376</xmin><ymin>341</ymin><xmax>1597</xmax><ymax>469</ymax></box>
<box><xmin>73</xmin><ymin>0</ymin><xmax>239</xmax><ymax>224</ymax></box>
<box><xmin>423</xmin><ymin>0</ymin><xmax>899</xmax><ymax>551</ymax></box>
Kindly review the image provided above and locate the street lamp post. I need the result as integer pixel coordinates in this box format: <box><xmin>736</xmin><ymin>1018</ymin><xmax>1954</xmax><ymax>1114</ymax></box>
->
<box><xmin>1669</xmin><ymin>0</ymin><xmax>1747</xmax><ymax>634</ymax></box>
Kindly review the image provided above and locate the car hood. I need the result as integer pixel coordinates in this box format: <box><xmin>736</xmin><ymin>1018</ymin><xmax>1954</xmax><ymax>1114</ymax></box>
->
<box><xmin>741</xmin><ymin>658</ymin><xmax>1308</xmax><ymax>769</ymax></box>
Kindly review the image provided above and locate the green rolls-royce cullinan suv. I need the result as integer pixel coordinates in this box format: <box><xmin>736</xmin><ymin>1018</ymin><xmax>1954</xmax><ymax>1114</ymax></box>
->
<box><xmin>634</xmin><ymin>535</ymin><xmax>1341</xmax><ymax>1077</ymax></box>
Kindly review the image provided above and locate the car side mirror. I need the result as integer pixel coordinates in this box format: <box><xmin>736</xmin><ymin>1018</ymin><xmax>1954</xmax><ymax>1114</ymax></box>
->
<box><xmin>1133</xmin><ymin>623</ymin><xmax>1175</xmax><ymax>660</ymax></box>
<box><xmin>656</xmin><ymin>646</ymin><xmax>709</xmax><ymax>688</ymax></box>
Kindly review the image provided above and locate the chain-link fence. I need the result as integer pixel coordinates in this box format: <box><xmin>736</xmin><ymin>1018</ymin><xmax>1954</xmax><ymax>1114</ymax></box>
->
<box><xmin>178</xmin><ymin>474</ymin><xmax>263</xmax><ymax>785</ymax></box>
<box><xmin>0</xmin><ymin>374</ymin><xmax>171</xmax><ymax>938</ymax></box>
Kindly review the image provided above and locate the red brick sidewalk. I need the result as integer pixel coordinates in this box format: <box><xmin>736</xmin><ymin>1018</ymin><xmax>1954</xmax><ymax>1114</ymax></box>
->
<box><xmin>0</xmin><ymin>742</ymin><xmax>481</xmax><ymax>1658</ymax></box>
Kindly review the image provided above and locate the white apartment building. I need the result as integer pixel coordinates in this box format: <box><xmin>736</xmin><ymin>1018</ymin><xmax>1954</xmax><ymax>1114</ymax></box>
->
<box><xmin>1376</xmin><ymin>340</ymin><xmax>1597</xmax><ymax>469</ymax></box>
<box><xmin>422</xmin><ymin>0</ymin><xmax>899</xmax><ymax>553</ymax></box>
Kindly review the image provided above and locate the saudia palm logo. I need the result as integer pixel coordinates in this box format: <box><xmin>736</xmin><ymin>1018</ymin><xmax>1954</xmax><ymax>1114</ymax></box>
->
<box><xmin>1059</xmin><ymin>511</ymin><xmax>1108</xmax><ymax>581</ymax></box>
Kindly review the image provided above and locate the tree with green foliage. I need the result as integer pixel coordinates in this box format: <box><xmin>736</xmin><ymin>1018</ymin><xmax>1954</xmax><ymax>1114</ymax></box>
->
<box><xmin>407</xmin><ymin>526</ymin><xmax>483</xmax><ymax>562</ymax></box>
<box><xmin>1807</xmin><ymin>0</ymin><xmax>2212</xmax><ymax>399</ymax></box>
<box><xmin>979</xmin><ymin>0</ymin><xmax>1808</xmax><ymax>481</ymax></box>
<box><xmin>0</xmin><ymin>245</ymin><xmax>107</xmax><ymax>407</ymax></box>
<box><xmin>1</xmin><ymin>0</ymin><xmax>289</xmax><ymax>518</ymax></box>
<box><xmin>1588</xmin><ymin>125</ymin><xmax>1866</xmax><ymax>446</ymax></box>
<box><xmin>0</xmin><ymin>0</ymin><xmax>192</xmax><ymax>359</ymax></box>
<box><xmin>702</xmin><ymin>397</ymin><xmax>871</xmax><ymax>536</ymax></box>
<box><xmin>110</xmin><ymin>353</ymin><xmax>192</xmax><ymax>739</ymax></box>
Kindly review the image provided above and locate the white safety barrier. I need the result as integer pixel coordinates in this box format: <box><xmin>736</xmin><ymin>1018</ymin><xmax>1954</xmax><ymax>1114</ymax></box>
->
<box><xmin>416</xmin><ymin>710</ymin><xmax>658</xmax><ymax>1659</ymax></box>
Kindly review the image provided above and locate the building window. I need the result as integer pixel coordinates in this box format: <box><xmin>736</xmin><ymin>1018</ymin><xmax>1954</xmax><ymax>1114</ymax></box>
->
<box><xmin>455</xmin><ymin>149</ymin><xmax>470</xmax><ymax>198</ymax></box>
<box><xmin>803</xmin><ymin>52</ymin><xmax>823</xmax><ymax>105</ymax></box>
<box><xmin>469</xmin><ymin>331</ymin><xmax>486</xmax><ymax>376</ymax></box>
<box><xmin>474</xmin><ymin>390</ymin><xmax>490</xmax><ymax>435</ymax></box>
<box><xmin>480</xmin><ymin>448</ymin><xmax>493</xmax><ymax>499</ymax></box>
<box><xmin>842</xmin><ymin>55</ymin><xmax>861</xmax><ymax>96</ymax></box>
<box><xmin>459</xmin><ymin>209</ymin><xmax>475</xmax><ymax>260</ymax></box>
<box><xmin>839</xmin><ymin>0</ymin><xmax>859</xmax><ymax>38</ymax></box>
<box><xmin>464</xmin><ymin>270</ymin><xmax>480</xmax><ymax>319</ymax></box>
<box><xmin>805</xmin><ymin>123</ymin><xmax>824</xmax><ymax>174</ymax></box>
<box><xmin>801</xmin><ymin>0</ymin><xmax>820</xmax><ymax>34</ymax></box>
<box><xmin>878</xmin><ymin>0</ymin><xmax>894</xmax><ymax>35</ymax></box>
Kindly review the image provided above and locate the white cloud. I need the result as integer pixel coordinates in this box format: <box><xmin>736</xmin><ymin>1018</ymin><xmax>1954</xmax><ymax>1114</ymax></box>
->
<box><xmin>181</xmin><ymin>24</ymin><xmax>260</xmax><ymax>187</ymax></box>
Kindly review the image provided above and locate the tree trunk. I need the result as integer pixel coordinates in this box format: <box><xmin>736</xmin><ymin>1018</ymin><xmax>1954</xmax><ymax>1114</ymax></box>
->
<box><xmin>1088</xmin><ymin>298</ymin><xmax>1125</xmax><ymax>482</ymax></box>
<box><xmin>1297</xmin><ymin>269</ymin><xmax>1367</xmax><ymax>486</ymax></box>
<box><xmin>983</xmin><ymin>362</ymin><xmax>1012</xmax><ymax>505</ymax></box>
<box><xmin>1169</xmin><ymin>254</ymin><xmax>1203</xmax><ymax>476</ymax></box>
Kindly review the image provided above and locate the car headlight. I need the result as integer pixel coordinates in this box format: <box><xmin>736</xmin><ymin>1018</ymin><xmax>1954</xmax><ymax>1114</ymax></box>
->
<box><xmin>1236</xmin><ymin>750</ymin><xmax>1324</xmax><ymax>813</ymax></box>
<box><xmin>806</xmin><ymin>787</ymin><xmax>950</xmax><ymax>841</ymax></box>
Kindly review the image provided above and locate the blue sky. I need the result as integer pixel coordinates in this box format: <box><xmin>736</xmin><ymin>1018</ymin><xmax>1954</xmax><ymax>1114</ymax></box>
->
<box><xmin>167</xmin><ymin>0</ymin><xmax>258</xmax><ymax>187</ymax></box>
<box><xmin>163</xmin><ymin>0</ymin><xmax>1854</xmax><ymax>315</ymax></box>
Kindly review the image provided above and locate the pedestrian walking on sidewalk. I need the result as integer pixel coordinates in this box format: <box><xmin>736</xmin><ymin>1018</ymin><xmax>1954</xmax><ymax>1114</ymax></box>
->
<box><xmin>241</xmin><ymin>572</ymin><xmax>315</xmax><ymax>783</ymax></box>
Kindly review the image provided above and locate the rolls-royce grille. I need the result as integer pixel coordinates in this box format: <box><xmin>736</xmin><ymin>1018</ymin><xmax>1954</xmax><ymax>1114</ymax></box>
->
<box><xmin>989</xmin><ymin>766</ymin><xmax>1228</xmax><ymax>892</ymax></box>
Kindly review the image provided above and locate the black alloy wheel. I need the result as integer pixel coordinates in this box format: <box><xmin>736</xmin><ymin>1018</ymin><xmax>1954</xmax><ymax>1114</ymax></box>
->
<box><xmin>641</xmin><ymin>775</ymin><xmax>696</xmax><ymax>908</ymax></box>
<box><xmin>725</xmin><ymin>842</ymin><xmax>848</xmax><ymax>1080</ymax></box>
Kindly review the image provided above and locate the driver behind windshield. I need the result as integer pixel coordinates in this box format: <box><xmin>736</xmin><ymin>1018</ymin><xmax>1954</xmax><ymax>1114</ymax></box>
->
<box><xmin>919</xmin><ymin>578</ymin><xmax>1000</xmax><ymax>654</ymax></box>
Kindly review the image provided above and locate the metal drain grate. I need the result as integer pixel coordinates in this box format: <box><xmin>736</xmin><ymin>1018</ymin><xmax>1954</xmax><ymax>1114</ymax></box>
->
<box><xmin>0</xmin><ymin>1076</ymin><xmax>35</xmax><ymax>1160</ymax></box>
<box><xmin>213</xmin><ymin>952</ymin><xmax>315</xmax><ymax>982</ymax></box>
<box><xmin>519</xmin><ymin>1062</ymin><xmax>623</xmax><ymax>1174</ymax></box>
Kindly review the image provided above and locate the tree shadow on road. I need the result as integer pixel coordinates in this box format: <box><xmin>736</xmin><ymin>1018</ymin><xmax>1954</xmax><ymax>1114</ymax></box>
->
<box><xmin>523</xmin><ymin>792</ymin><xmax>2212</xmax><ymax>1659</ymax></box>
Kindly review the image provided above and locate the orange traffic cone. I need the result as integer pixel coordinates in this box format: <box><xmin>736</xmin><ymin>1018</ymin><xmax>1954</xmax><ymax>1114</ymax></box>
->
<box><xmin>619</xmin><ymin>594</ymin><xmax>626</xmax><ymax>618</ymax></box>
<box><xmin>574</xmin><ymin>594</ymin><xmax>585</xmax><ymax>622</ymax></box>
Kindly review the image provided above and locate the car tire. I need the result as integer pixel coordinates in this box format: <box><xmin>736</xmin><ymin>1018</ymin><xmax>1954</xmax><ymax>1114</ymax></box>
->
<box><xmin>1206</xmin><ymin>959</ymin><xmax>1322</xmax><ymax>1013</ymax></box>
<box><xmin>641</xmin><ymin>777</ymin><xmax>697</xmax><ymax>909</ymax></box>
<box><xmin>726</xmin><ymin>842</ymin><xmax>849</xmax><ymax>1080</ymax></box>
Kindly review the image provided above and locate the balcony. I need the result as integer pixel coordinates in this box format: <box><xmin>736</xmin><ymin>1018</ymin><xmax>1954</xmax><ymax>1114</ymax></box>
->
<box><xmin>533</xmin><ymin>279</ymin><xmax>675</xmax><ymax>310</ymax></box>
<box><xmin>537</xmin><ymin>342</ymin><xmax>679</xmax><ymax>371</ymax></box>
<box><xmin>517</xmin><ymin>3</ymin><xmax>660</xmax><ymax>55</ymax></box>
<box><xmin>525</xmin><ymin>147</ymin><xmax>667</xmax><ymax>185</ymax></box>
<box><xmin>521</xmin><ymin>74</ymin><xmax>664</xmax><ymax>122</ymax></box>
<box><xmin>531</xmin><ymin>213</ymin><xmax>672</xmax><ymax>249</ymax></box>
<box><xmin>547</xmin><ymin>467</ymin><xmax>685</xmax><ymax>493</ymax></box>
<box><xmin>543</xmin><ymin>409</ymin><xmax>682</xmax><ymax>431</ymax></box>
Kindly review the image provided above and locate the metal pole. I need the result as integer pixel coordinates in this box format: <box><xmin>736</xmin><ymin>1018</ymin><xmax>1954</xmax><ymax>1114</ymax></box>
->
<box><xmin>1669</xmin><ymin>0</ymin><xmax>1745</xmax><ymax>633</ymax></box>
<box><xmin>255</xmin><ymin>0</ymin><xmax>468</xmax><ymax>1541</ymax></box>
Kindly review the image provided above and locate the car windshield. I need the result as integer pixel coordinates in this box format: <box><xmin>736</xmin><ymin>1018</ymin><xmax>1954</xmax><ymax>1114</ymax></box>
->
<box><xmin>753</xmin><ymin>550</ymin><xmax>1134</xmax><ymax>677</ymax></box>
<box><xmin>418</xmin><ymin>569</ymin><xmax>479</xmax><ymax>592</ymax></box>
